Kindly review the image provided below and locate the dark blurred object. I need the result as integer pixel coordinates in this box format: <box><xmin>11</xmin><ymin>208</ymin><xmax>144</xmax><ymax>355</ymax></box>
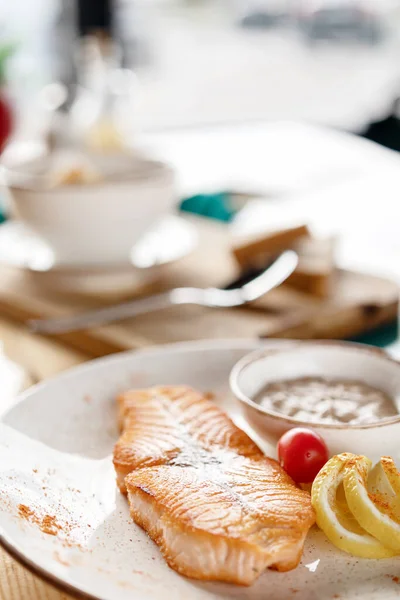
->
<box><xmin>53</xmin><ymin>0</ymin><xmax>115</xmax><ymax>100</ymax></box>
<box><xmin>236</xmin><ymin>0</ymin><xmax>289</xmax><ymax>28</ymax></box>
<box><xmin>361</xmin><ymin>98</ymin><xmax>400</xmax><ymax>152</ymax></box>
<box><xmin>298</xmin><ymin>0</ymin><xmax>383</xmax><ymax>44</ymax></box>
<box><xmin>76</xmin><ymin>0</ymin><xmax>150</xmax><ymax>69</ymax></box>
<box><xmin>55</xmin><ymin>0</ymin><xmax>148</xmax><ymax>93</ymax></box>
<box><xmin>77</xmin><ymin>0</ymin><xmax>113</xmax><ymax>36</ymax></box>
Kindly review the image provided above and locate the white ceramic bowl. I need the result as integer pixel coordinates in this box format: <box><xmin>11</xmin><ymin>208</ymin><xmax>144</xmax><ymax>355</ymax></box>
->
<box><xmin>230</xmin><ymin>341</ymin><xmax>400</xmax><ymax>459</ymax></box>
<box><xmin>6</xmin><ymin>160</ymin><xmax>176</xmax><ymax>265</ymax></box>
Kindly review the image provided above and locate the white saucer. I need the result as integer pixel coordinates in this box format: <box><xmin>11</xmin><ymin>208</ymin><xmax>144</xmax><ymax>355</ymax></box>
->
<box><xmin>0</xmin><ymin>217</ymin><xmax>198</xmax><ymax>297</ymax></box>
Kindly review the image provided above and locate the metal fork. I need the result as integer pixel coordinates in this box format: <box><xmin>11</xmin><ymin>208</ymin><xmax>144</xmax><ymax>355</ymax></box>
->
<box><xmin>29</xmin><ymin>250</ymin><xmax>298</xmax><ymax>334</ymax></box>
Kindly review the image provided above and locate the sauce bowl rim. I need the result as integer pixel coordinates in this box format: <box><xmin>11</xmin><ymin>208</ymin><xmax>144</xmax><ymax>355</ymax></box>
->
<box><xmin>230</xmin><ymin>340</ymin><xmax>400</xmax><ymax>430</ymax></box>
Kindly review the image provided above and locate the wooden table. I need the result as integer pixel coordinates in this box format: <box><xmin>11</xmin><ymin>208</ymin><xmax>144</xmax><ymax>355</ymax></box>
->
<box><xmin>2</xmin><ymin>122</ymin><xmax>400</xmax><ymax>599</ymax></box>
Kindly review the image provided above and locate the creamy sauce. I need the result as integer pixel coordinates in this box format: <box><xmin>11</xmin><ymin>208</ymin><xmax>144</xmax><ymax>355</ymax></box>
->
<box><xmin>255</xmin><ymin>377</ymin><xmax>397</xmax><ymax>425</ymax></box>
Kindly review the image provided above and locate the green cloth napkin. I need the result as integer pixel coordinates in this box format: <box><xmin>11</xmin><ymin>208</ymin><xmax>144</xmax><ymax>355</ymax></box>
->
<box><xmin>348</xmin><ymin>321</ymin><xmax>399</xmax><ymax>349</ymax></box>
<box><xmin>180</xmin><ymin>192</ymin><xmax>235</xmax><ymax>222</ymax></box>
<box><xmin>0</xmin><ymin>193</ymin><xmax>7</xmax><ymax>224</ymax></box>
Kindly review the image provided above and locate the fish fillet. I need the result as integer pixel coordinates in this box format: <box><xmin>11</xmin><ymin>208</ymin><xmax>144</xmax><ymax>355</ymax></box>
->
<box><xmin>113</xmin><ymin>386</ymin><xmax>315</xmax><ymax>585</ymax></box>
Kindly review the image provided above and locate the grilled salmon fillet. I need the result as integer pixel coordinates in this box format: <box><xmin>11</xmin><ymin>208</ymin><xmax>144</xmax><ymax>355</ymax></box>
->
<box><xmin>113</xmin><ymin>385</ymin><xmax>315</xmax><ymax>586</ymax></box>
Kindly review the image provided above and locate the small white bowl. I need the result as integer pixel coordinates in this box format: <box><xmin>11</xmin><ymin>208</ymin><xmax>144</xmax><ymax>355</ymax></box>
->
<box><xmin>6</xmin><ymin>159</ymin><xmax>175</xmax><ymax>266</ymax></box>
<box><xmin>230</xmin><ymin>341</ymin><xmax>400</xmax><ymax>459</ymax></box>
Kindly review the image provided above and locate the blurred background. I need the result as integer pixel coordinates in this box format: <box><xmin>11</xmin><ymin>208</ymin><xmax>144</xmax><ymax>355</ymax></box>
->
<box><xmin>2</xmin><ymin>0</ymin><xmax>400</xmax><ymax>419</ymax></box>
<box><xmin>1</xmin><ymin>0</ymin><xmax>400</xmax><ymax>359</ymax></box>
<box><xmin>3</xmin><ymin>0</ymin><xmax>400</xmax><ymax>140</ymax></box>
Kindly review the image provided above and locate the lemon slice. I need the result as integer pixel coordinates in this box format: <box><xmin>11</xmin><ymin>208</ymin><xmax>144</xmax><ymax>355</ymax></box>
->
<box><xmin>311</xmin><ymin>453</ymin><xmax>396</xmax><ymax>558</ymax></box>
<box><xmin>372</xmin><ymin>456</ymin><xmax>400</xmax><ymax>497</ymax></box>
<box><xmin>344</xmin><ymin>455</ymin><xmax>400</xmax><ymax>552</ymax></box>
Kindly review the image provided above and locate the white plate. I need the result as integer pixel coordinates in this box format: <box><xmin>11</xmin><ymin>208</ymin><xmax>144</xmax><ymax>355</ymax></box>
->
<box><xmin>0</xmin><ymin>339</ymin><xmax>399</xmax><ymax>600</ymax></box>
<box><xmin>0</xmin><ymin>217</ymin><xmax>197</xmax><ymax>296</ymax></box>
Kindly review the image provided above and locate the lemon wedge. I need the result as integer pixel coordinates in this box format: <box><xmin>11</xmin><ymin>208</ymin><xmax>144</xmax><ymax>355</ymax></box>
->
<box><xmin>374</xmin><ymin>456</ymin><xmax>400</xmax><ymax>497</ymax></box>
<box><xmin>344</xmin><ymin>455</ymin><xmax>400</xmax><ymax>552</ymax></box>
<box><xmin>311</xmin><ymin>453</ymin><xmax>396</xmax><ymax>558</ymax></box>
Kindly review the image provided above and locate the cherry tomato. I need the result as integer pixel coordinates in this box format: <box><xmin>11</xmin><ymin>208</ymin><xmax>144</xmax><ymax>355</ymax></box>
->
<box><xmin>0</xmin><ymin>44</ymin><xmax>14</xmax><ymax>153</ymax></box>
<box><xmin>277</xmin><ymin>428</ymin><xmax>328</xmax><ymax>484</ymax></box>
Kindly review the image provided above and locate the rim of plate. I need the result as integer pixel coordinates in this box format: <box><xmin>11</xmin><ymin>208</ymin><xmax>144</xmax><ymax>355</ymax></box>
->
<box><xmin>0</xmin><ymin>338</ymin><xmax>267</xmax><ymax>600</ymax></box>
<box><xmin>0</xmin><ymin>534</ymin><xmax>98</xmax><ymax>600</ymax></box>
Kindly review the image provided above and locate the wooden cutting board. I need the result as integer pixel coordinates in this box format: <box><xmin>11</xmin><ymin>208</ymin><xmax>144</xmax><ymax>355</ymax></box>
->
<box><xmin>0</xmin><ymin>218</ymin><xmax>398</xmax><ymax>357</ymax></box>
